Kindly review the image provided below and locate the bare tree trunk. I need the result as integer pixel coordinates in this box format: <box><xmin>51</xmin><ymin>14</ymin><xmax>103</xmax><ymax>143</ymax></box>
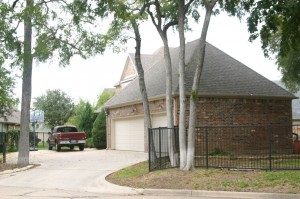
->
<box><xmin>185</xmin><ymin>1</ymin><xmax>216</xmax><ymax>171</ymax></box>
<box><xmin>18</xmin><ymin>0</ymin><xmax>33</xmax><ymax>166</ymax></box>
<box><xmin>130</xmin><ymin>19</ymin><xmax>156</xmax><ymax>161</ymax></box>
<box><xmin>178</xmin><ymin>0</ymin><xmax>187</xmax><ymax>170</ymax></box>
<box><xmin>160</xmin><ymin>35</ymin><xmax>178</xmax><ymax>167</ymax></box>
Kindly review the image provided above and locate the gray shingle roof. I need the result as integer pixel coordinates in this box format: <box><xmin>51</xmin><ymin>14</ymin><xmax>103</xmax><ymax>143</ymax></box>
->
<box><xmin>0</xmin><ymin>111</ymin><xmax>20</xmax><ymax>124</ymax></box>
<box><xmin>104</xmin><ymin>39</ymin><xmax>295</xmax><ymax>108</ymax></box>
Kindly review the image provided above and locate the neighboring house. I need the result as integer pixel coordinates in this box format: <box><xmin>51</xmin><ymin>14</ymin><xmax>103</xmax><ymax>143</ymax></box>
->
<box><xmin>29</xmin><ymin>123</ymin><xmax>51</xmax><ymax>143</ymax></box>
<box><xmin>0</xmin><ymin>111</ymin><xmax>21</xmax><ymax>132</ymax></box>
<box><xmin>104</xmin><ymin>39</ymin><xmax>295</xmax><ymax>152</ymax></box>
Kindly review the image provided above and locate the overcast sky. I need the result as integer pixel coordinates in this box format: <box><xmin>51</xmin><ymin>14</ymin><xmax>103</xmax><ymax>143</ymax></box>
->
<box><xmin>13</xmin><ymin>11</ymin><xmax>282</xmax><ymax>107</ymax></box>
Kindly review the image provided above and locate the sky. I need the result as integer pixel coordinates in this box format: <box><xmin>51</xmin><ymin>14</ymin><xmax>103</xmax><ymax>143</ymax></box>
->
<box><xmin>13</xmin><ymin>11</ymin><xmax>282</xmax><ymax>107</ymax></box>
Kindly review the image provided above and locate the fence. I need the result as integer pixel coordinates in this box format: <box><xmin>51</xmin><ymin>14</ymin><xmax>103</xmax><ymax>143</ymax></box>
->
<box><xmin>149</xmin><ymin>125</ymin><xmax>300</xmax><ymax>171</ymax></box>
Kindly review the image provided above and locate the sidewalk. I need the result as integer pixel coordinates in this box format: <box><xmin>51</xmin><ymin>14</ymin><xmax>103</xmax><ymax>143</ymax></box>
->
<box><xmin>140</xmin><ymin>188</ymin><xmax>300</xmax><ymax>199</ymax></box>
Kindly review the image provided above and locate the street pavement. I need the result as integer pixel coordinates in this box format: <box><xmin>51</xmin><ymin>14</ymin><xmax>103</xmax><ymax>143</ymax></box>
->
<box><xmin>1</xmin><ymin>149</ymin><xmax>299</xmax><ymax>199</ymax></box>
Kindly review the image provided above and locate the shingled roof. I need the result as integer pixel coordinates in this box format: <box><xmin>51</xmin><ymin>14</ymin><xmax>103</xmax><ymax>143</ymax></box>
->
<box><xmin>104</xmin><ymin>39</ymin><xmax>295</xmax><ymax>108</ymax></box>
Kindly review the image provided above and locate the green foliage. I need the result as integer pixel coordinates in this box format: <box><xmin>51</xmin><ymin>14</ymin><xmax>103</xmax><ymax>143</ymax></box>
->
<box><xmin>209</xmin><ymin>148</ymin><xmax>230</xmax><ymax>156</ymax></box>
<box><xmin>0</xmin><ymin>66</ymin><xmax>18</xmax><ymax>116</ymax></box>
<box><xmin>6</xmin><ymin>130</ymin><xmax>19</xmax><ymax>149</ymax></box>
<box><xmin>92</xmin><ymin>110</ymin><xmax>106</xmax><ymax>149</ymax></box>
<box><xmin>279</xmin><ymin>41</ymin><xmax>300</xmax><ymax>93</ymax></box>
<box><xmin>0</xmin><ymin>0</ymin><xmax>105</xmax><ymax>68</ymax></box>
<box><xmin>33</xmin><ymin>89</ymin><xmax>75</xmax><ymax>130</ymax></box>
<box><xmin>95</xmin><ymin>89</ymin><xmax>115</xmax><ymax>110</ymax></box>
<box><xmin>247</xmin><ymin>0</ymin><xmax>300</xmax><ymax>57</ymax></box>
<box><xmin>66</xmin><ymin>99</ymin><xmax>87</xmax><ymax>127</ymax></box>
<box><xmin>246</xmin><ymin>1</ymin><xmax>300</xmax><ymax>91</ymax></box>
<box><xmin>190</xmin><ymin>90</ymin><xmax>198</xmax><ymax>100</ymax></box>
<box><xmin>78</xmin><ymin>102</ymin><xmax>94</xmax><ymax>138</ymax></box>
<box><xmin>85</xmin><ymin>137</ymin><xmax>94</xmax><ymax>148</ymax></box>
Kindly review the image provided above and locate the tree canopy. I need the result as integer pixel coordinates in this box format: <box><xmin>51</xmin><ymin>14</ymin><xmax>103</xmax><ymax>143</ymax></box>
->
<box><xmin>0</xmin><ymin>66</ymin><xmax>18</xmax><ymax>116</ymax></box>
<box><xmin>78</xmin><ymin>102</ymin><xmax>94</xmax><ymax>138</ymax></box>
<box><xmin>247</xmin><ymin>0</ymin><xmax>300</xmax><ymax>92</ymax></box>
<box><xmin>33</xmin><ymin>89</ymin><xmax>74</xmax><ymax>130</ymax></box>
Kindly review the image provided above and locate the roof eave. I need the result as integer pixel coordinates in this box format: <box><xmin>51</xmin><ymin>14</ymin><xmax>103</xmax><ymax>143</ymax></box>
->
<box><xmin>105</xmin><ymin>92</ymin><xmax>295</xmax><ymax>109</ymax></box>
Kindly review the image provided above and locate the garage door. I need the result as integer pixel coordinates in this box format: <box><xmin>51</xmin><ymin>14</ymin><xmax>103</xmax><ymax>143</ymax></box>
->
<box><xmin>113</xmin><ymin>114</ymin><xmax>167</xmax><ymax>151</ymax></box>
<box><xmin>114</xmin><ymin>117</ymin><xmax>145</xmax><ymax>151</ymax></box>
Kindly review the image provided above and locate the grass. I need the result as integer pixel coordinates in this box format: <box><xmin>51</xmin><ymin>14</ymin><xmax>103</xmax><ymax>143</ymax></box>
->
<box><xmin>106</xmin><ymin>161</ymin><xmax>300</xmax><ymax>194</ymax></box>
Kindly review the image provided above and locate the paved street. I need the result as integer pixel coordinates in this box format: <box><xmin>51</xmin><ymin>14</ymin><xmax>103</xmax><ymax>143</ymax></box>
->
<box><xmin>1</xmin><ymin>149</ymin><xmax>299</xmax><ymax>199</ymax></box>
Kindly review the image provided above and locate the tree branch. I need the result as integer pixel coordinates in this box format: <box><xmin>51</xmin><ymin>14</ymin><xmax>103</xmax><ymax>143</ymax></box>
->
<box><xmin>185</xmin><ymin>0</ymin><xmax>194</xmax><ymax>13</ymax></box>
<box><xmin>12</xmin><ymin>0</ymin><xmax>20</xmax><ymax>8</ymax></box>
<box><xmin>162</xmin><ymin>20</ymin><xmax>178</xmax><ymax>34</ymax></box>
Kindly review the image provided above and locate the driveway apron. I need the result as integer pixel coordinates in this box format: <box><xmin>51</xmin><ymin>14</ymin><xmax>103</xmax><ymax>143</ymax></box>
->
<box><xmin>1</xmin><ymin>149</ymin><xmax>147</xmax><ymax>195</ymax></box>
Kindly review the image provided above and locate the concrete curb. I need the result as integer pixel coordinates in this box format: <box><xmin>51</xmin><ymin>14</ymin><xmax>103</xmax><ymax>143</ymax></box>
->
<box><xmin>140</xmin><ymin>189</ymin><xmax>300</xmax><ymax>199</ymax></box>
<box><xmin>0</xmin><ymin>165</ymin><xmax>35</xmax><ymax>175</ymax></box>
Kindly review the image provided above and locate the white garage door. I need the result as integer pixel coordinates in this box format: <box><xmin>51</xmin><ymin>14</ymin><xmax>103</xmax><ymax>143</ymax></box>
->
<box><xmin>114</xmin><ymin>117</ymin><xmax>144</xmax><ymax>151</ymax></box>
<box><xmin>113</xmin><ymin>114</ymin><xmax>167</xmax><ymax>151</ymax></box>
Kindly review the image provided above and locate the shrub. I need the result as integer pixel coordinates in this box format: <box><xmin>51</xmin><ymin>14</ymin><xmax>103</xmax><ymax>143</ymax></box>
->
<box><xmin>85</xmin><ymin>137</ymin><xmax>94</xmax><ymax>148</ymax></box>
<box><xmin>92</xmin><ymin>110</ymin><xmax>106</xmax><ymax>149</ymax></box>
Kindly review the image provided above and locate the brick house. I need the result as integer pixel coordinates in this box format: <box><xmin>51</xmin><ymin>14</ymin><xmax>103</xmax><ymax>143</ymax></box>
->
<box><xmin>104</xmin><ymin>39</ymin><xmax>295</xmax><ymax>152</ymax></box>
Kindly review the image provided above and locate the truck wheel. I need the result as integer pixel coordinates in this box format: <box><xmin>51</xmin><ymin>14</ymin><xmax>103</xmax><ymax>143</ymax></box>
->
<box><xmin>56</xmin><ymin>143</ymin><xmax>61</xmax><ymax>152</ymax></box>
<box><xmin>70</xmin><ymin>145</ymin><xmax>74</xmax><ymax>150</ymax></box>
<box><xmin>79</xmin><ymin>144</ymin><xmax>84</xmax><ymax>151</ymax></box>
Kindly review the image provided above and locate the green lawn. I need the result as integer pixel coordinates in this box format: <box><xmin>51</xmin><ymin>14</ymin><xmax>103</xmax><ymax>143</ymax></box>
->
<box><xmin>106</xmin><ymin>161</ymin><xmax>300</xmax><ymax>194</ymax></box>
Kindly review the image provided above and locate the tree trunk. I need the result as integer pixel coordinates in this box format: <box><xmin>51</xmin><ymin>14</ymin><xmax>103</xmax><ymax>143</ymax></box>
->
<box><xmin>178</xmin><ymin>0</ymin><xmax>187</xmax><ymax>170</ymax></box>
<box><xmin>185</xmin><ymin>1</ymin><xmax>216</xmax><ymax>171</ymax></box>
<box><xmin>130</xmin><ymin>19</ymin><xmax>156</xmax><ymax>160</ymax></box>
<box><xmin>18</xmin><ymin>0</ymin><xmax>33</xmax><ymax>166</ymax></box>
<box><xmin>160</xmin><ymin>34</ymin><xmax>178</xmax><ymax>167</ymax></box>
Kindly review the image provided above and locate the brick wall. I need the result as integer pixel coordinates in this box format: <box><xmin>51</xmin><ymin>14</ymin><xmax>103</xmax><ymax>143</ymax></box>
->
<box><xmin>175</xmin><ymin>97</ymin><xmax>293</xmax><ymax>154</ymax></box>
<box><xmin>107</xmin><ymin>96</ymin><xmax>293</xmax><ymax>152</ymax></box>
<box><xmin>175</xmin><ymin>97</ymin><xmax>292</xmax><ymax>126</ymax></box>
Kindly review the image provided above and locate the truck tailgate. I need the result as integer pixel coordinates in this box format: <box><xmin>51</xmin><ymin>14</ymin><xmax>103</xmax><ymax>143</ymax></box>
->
<box><xmin>59</xmin><ymin>132</ymin><xmax>86</xmax><ymax>140</ymax></box>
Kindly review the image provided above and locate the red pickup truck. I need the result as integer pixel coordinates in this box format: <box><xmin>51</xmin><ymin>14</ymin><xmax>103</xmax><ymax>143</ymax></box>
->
<box><xmin>47</xmin><ymin>125</ymin><xmax>86</xmax><ymax>151</ymax></box>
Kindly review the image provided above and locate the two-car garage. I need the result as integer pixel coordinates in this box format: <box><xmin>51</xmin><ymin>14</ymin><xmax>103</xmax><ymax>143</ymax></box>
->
<box><xmin>112</xmin><ymin>114</ymin><xmax>167</xmax><ymax>152</ymax></box>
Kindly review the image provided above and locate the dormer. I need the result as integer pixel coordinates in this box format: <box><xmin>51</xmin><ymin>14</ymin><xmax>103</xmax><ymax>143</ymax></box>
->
<box><xmin>114</xmin><ymin>47</ymin><xmax>165</xmax><ymax>93</ymax></box>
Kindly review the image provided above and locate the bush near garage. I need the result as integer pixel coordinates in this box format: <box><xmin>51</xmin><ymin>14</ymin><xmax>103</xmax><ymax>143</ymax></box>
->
<box><xmin>92</xmin><ymin>110</ymin><xmax>106</xmax><ymax>149</ymax></box>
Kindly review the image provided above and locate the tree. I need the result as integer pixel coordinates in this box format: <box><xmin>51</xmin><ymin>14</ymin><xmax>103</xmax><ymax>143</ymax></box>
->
<box><xmin>0</xmin><ymin>0</ymin><xmax>103</xmax><ymax>166</ymax></box>
<box><xmin>33</xmin><ymin>89</ymin><xmax>75</xmax><ymax>130</ymax></box>
<box><xmin>0</xmin><ymin>66</ymin><xmax>18</xmax><ymax>117</ymax></box>
<box><xmin>92</xmin><ymin>109</ymin><xmax>107</xmax><ymax>149</ymax></box>
<box><xmin>279</xmin><ymin>41</ymin><xmax>300</xmax><ymax>93</ymax></box>
<box><xmin>178</xmin><ymin>0</ymin><xmax>187</xmax><ymax>170</ymax></box>
<box><xmin>92</xmin><ymin>89</ymin><xmax>115</xmax><ymax>149</ymax></box>
<box><xmin>95</xmin><ymin>1</ymin><xmax>155</xmax><ymax>153</ymax></box>
<box><xmin>177</xmin><ymin>0</ymin><xmax>253</xmax><ymax>170</ymax></box>
<box><xmin>78</xmin><ymin>102</ymin><xmax>94</xmax><ymax>138</ymax></box>
<box><xmin>247</xmin><ymin>0</ymin><xmax>300</xmax><ymax>92</ymax></box>
<box><xmin>67</xmin><ymin>99</ymin><xmax>88</xmax><ymax>127</ymax></box>
<box><xmin>95</xmin><ymin>89</ymin><xmax>115</xmax><ymax>110</ymax></box>
<box><xmin>146</xmin><ymin>0</ymin><xmax>180</xmax><ymax>167</ymax></box>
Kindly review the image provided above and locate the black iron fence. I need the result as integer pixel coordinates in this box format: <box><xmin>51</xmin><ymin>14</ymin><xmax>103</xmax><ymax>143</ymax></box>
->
<box><xmin>149</xmin><ymin>125</ymin><xmax>300</xmax><ymax>171</ymax></box>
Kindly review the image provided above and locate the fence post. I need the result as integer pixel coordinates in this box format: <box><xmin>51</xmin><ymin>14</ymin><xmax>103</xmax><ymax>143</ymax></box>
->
<box><xmin>268</xmin><ymin>125</ymin><xmax>272</xmax><ymax>171</ymax></box>
<box><xmin>2</xmin><ymin>142</ymin><xmax>6</xmax><ymax>163</ymax></box>
<box><xmin>148</xmin><ymin>128</ymin><xmax>151</xmax><ymax>172</ymax></box>
<box><xmin>159</xmin><ymin>127</ymin><xmax>161</xmax><ymax>169</ymax></box>
<box><xmin>205</xmin><ymin>127</ymin><xmax>209</xmax><ymax>169</ymax></box>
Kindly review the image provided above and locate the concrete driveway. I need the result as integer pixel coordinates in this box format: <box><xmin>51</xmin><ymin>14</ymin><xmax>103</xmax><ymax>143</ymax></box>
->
<box><xmin>1</xmin><ymin>149</ymin><xmax>298</xmax><ymax>199</ymax></box>
<box><xmin>1</xmin><ymin>148</ymin><xmax>147</xmax><ymax>197</ymax></box>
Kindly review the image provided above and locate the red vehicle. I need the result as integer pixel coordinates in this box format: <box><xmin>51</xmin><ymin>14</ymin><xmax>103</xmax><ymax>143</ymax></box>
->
<box><xmin>48</xmin><ymin>125</ymin><xmax>86</xmax><ymax>151</ymax></box>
